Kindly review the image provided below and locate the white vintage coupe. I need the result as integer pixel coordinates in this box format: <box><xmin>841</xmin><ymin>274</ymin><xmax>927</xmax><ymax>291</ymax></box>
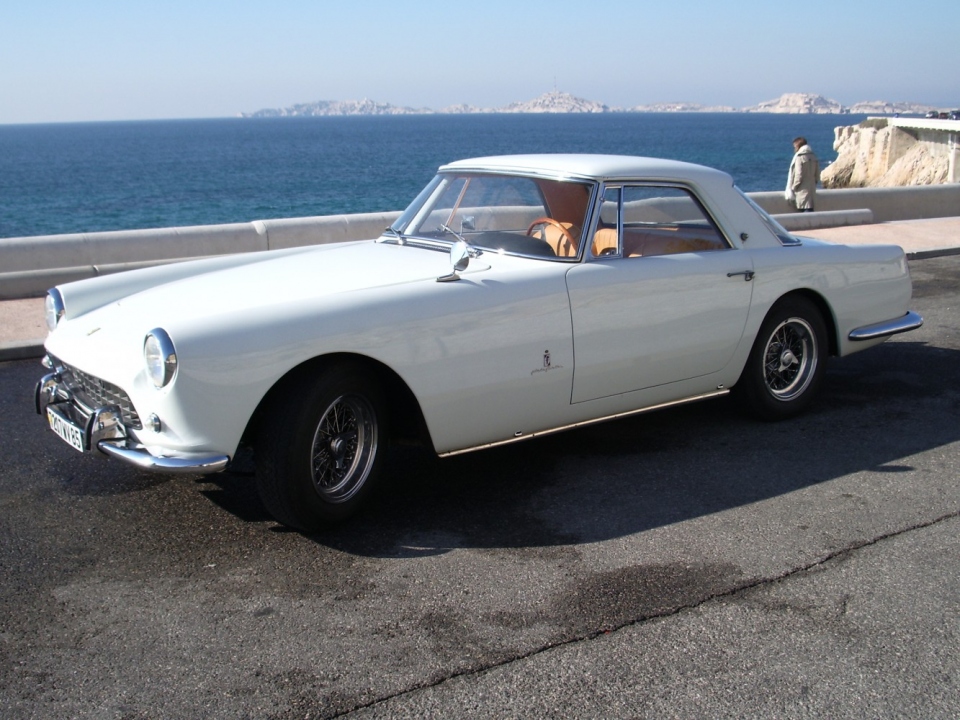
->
<box><xmin>36</xmin><ymin>155</ymin><xmax>922</xmax><ymax>530</ymax></box>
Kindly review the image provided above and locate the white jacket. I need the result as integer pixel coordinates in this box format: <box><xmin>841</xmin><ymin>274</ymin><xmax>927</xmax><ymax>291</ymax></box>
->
<box><xmin>786</xmin><ymin>145</ymin><xmax>820</xmax><ymax>210</ymax></box>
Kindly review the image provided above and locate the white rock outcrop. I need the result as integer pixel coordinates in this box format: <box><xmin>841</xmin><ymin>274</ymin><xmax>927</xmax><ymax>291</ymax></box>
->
<box><xmin>822</xmin><ymin>120</ymin><xmax>951</xmax><ymax>187</ymax></box>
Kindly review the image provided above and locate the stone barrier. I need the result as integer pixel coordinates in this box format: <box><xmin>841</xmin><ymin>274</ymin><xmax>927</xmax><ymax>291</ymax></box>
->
<box><xmin>0</xmin><ymin>211</ymin><xmax>400</xmax><ymax>299</ymax></box>
<box><xmin>750</xmin><ymin>184</ymin><xmax>960</xmax><ymax>222</ymax></box>
<box><xmin>1</xmin><ymin>185</ymin><xmax>958</xmax><ymax>299</ymax></box>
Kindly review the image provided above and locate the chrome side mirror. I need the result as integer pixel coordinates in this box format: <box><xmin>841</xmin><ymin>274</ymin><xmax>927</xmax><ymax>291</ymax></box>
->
<box><xmin>437</xmin><ymin>240</ymin><xmax>470</xmax><ymax>282</ymax></box>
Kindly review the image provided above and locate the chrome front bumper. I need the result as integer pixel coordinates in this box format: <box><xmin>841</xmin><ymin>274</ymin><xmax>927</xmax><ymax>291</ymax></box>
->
<box><xmin>36</xmin><ymin>368</ymin><xmax>229</xmax><ymax>474</ymax></box>
<box><xmin>848</xmin><ymin>310</ymin><xmax>924</xmax><ymax>341</ymax></box>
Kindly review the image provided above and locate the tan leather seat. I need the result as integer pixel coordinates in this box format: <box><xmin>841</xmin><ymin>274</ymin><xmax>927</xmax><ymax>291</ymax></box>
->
<box><xmin>591</xmin><ymin>228</ymin><xmax>619</xmax><ymax>256</ymax></box>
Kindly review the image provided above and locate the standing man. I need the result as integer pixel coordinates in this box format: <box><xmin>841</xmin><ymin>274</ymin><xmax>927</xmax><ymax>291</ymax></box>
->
<box><xmin>786</xmin><ymin>137</ymin><xmax>820</xmax><ymax>212</ymax></box>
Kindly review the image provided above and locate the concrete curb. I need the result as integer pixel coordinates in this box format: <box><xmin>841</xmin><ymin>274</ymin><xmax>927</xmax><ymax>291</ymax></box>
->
<box><xmin>0</xmin><ymin>340</ymin><xmax>46</xmax><ymax>363</ymax></box>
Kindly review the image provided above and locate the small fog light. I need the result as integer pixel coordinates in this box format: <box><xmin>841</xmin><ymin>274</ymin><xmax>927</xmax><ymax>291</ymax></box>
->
<box><xmin>149</xmin><ymin>414</ymin><xmax>162</xmax><ymax>433</ymax></box>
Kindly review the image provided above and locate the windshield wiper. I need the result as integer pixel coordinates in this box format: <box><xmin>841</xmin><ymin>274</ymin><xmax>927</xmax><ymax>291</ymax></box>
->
<box><xmin>439</xmin><ymin>223</ymin><xmax>483</xmax><ymax>258</ymax></box>
<box><xmin>438</xmin><ymin>223</ymin><xmax>462</xmax><ymax>241</ymax></box>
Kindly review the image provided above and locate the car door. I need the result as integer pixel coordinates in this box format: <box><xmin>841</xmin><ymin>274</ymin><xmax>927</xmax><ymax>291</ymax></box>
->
<box><xmin>565</xmin><ymin>184</ymin><xmax>754</xmax><ymax>404</ymax></box>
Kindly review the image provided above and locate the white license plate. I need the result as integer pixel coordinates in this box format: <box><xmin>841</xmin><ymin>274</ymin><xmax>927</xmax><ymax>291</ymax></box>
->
<box><xmin>47</xmin><ymin>406</ymin><xmax>85</xmax><ymax>453</ymax></box>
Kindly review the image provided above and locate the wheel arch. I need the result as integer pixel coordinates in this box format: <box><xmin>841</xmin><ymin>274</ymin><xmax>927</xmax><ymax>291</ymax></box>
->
<box><xmin>240</xmin><ymin>352</ymin><xmax>433</xmax><ymax>452</ymax></box>
<box><xmin>769</xmin><ymin>288</ymin><xmax>839</xmax><ymax>357</ymax></box>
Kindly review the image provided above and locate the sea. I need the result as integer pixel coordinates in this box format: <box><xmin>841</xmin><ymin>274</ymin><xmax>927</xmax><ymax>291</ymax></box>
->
<box><xmin>0</xmin><ymin>113</ymin><xmax>870</xmax><ymax>240</ymax></box>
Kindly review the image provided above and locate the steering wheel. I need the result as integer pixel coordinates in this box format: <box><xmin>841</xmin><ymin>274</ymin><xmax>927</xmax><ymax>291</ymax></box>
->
<box><xmin>526</xmin><ymin>217</ymin><xmax>578</xmax><ymax>255</ymax></box>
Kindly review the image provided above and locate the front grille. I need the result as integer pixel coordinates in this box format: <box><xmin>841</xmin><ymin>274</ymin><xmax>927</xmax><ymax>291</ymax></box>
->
<box><xmin>52</xmin><ymin>357</ymin><xmax>143</xmax><ymax>430</ymax></box>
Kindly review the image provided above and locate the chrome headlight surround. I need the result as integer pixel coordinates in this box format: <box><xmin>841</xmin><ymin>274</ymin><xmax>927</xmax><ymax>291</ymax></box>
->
<box><xmin>44</xmin><ymin>288</ymin><xmax>66</xmax><ymax>332</ymax></box>
<box><xmin>144</xmin><ymin>328</ymin><xmax>178</xmax><ymax>388</ymax></box>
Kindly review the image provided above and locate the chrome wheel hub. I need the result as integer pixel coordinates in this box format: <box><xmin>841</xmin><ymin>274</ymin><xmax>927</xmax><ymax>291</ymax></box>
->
<box><xmin>310</xmin><ymin>394</ymin><xmax>377</xmax><ymax>503</ymax></box>
<box><xmin>764</xmin><ymin>317</ymin><xmax>818</xmax><ymax>401</ymax></box>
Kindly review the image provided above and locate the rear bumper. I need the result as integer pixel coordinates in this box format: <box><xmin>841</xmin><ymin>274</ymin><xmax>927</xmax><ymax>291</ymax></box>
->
<box><xmin>848</xmin><ymin>311</ymin><xmax>923</xmax><ymax>341</ymax></box>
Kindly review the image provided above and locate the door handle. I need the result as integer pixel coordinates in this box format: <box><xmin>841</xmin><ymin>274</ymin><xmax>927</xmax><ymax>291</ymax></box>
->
<box><xmin>727</xmin><ymin>270</ymin><xmax>755</xmax><ymax>281</ymax></box>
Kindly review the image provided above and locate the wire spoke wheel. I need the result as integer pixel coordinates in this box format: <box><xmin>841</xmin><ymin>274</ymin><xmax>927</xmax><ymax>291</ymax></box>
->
<box><xmin>310</xmin><ymin>394</ymin><xmax>378</xmax><ymax>503</ymax></box>
<box><xmin>736</xmin><ymin>296</ymin><xmax>827</xmax><ymax>421</ymax></box>
<box><xmin>763</xmin><ymin>317</ymin><xmax>818</xmax><ymax>401</ymax></box>
<box><xmin>255</xmin><ymin>363</ymin><xmax>388</xmax><ymax>531</ymax></box>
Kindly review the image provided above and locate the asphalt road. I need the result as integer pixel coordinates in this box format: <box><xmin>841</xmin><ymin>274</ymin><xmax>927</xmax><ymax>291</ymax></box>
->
<box><xmin>2</xmin><ymin>256</ymin><xmax>958</xmax><ymax>719</ymax></box>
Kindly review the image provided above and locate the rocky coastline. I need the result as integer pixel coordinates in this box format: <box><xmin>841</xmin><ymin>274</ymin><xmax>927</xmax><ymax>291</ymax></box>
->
<box><xmin>242</xmin><ymin>92</ymin><xmax>935</xmax><ymax>118</ymax></box>
<box><xmin>822</xmin><ymin>119</ymin><xmax>954</xmax><ymax>188</ymax></box>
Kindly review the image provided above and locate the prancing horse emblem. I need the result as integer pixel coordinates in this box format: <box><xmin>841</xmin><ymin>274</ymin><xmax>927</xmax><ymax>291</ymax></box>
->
<box><xmin>543</xmin><ymin>350</ymin><xmax>551</xmax><ymax>368</ymax></box>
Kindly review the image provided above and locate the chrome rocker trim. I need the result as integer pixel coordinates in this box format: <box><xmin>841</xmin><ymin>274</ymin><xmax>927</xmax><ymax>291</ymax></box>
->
<box><xmin>848</xmin><ymin>311</ymin><xmax>924</xmax><ymax>341</ymax></box>
<box><xmin>439</xmin><ymin>388</ymin><xmax>729</xmax><ymax>457</ymax></box>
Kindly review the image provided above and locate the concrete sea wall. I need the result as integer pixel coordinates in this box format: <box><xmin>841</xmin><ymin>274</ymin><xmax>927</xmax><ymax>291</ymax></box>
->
<box><xmin>2</xmin><ymin>185</ymin><xmax>959</xmax><ymax>300</ymax></box>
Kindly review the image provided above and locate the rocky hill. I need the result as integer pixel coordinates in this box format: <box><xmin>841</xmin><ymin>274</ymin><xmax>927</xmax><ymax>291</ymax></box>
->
<box><xmin>243</xmin><ymin>98</ymin><xmax>430</xmax><ymax>117</ymax></box>
<box><xmin>629</xmin><ymin>102</ymin><xmax>737</xmax><ymax>113</ymax></box>
<box><xmin>743</xmin><ymin>93</ymin><xmax>934</xmax><ymax>115</ymax></box>
<box><xmin>744</xmin><ymin>93</ymin><xmax>845</xmax><ymax>114</ymax></box>
<box><xmin>242</xmin><ymin>91</ymin><xmax>607</xmax><ymax>117</ymax></box>
<box><xmin>242</xmin><ymin>91</ymin><xmax>937</xmax><ymax>117</ymax></box>
<box><xmin>498</xmin><ymin>91</ymin><xmax>609</xmax><ymax>113</ymax></box>
<box><xmin>848</xmin><ymin>99</ymin><xmax>935</xmax><ymax>115</ymax></box>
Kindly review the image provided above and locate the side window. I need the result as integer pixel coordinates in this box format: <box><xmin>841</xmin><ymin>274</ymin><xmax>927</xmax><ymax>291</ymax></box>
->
<box><xmin>620</xmin><ymin>186</ymin><xmax>729</xmax><ymax>257</ymax></box>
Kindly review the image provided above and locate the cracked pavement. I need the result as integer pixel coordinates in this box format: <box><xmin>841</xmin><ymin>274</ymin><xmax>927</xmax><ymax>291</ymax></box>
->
<box><xmin>2</xmin><ymin>255</ymin><xmax>958</xmax><ymax>719</ymax></box>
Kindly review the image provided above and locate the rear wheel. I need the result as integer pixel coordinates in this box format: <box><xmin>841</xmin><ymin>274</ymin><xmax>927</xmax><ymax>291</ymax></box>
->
<box><xmin>736</xmin><ymin>297</ymin><xmax>827</xmax><ymax>421</ymax></box>
<box><xmin>255</xmin><ymin>363</ymin><xmax>388</xmax><ymax>531</ymax></box>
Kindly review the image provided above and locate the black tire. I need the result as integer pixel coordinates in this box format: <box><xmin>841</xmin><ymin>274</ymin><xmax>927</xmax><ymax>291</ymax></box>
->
<box><xmin>736</xmin><ymin>296</ymin><xmax>827</xmax><ymax>421</ymax></box>
<box><xmin>255</xmin><ymin>362</ymin><xmax>388</xmax><ymax>531</ymax></box>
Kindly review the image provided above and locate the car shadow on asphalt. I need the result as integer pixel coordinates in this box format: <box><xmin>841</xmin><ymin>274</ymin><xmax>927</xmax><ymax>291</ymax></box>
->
<box><xmin>195</xmin><ymin>339</ymin><xmax>960</xmax><ymax>558</ymax></box>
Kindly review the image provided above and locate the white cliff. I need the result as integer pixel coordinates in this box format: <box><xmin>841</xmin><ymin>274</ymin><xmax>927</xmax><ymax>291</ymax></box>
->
<box><xmin>822</xmin><ymin>119</ymin><xmax>952</xmax><ymax>188</ymax></box>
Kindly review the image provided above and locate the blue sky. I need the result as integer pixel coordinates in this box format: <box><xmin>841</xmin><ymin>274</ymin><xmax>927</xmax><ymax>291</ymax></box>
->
<box><xmin>2</xmin><ymin>0</ymin><xmax>957</xmax><ymax>124</ymax></box>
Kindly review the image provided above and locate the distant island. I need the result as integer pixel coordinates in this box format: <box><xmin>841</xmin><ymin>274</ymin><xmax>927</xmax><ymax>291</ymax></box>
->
<box><xmin>241</xmin><ymin>92</ymin><xmax>936</xmax><ymax>118</ymax></box>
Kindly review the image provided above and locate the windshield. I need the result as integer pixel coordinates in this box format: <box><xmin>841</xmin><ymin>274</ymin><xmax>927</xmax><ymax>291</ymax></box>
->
<box><xmin>388</xmin><ymin>172</ymin><xmax>596</xmax><ymax>260</ymax></box>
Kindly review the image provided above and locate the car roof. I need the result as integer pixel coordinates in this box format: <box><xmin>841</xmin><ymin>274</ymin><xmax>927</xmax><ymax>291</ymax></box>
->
<box><xmin>439</xmin><ymin>154</ymin><xmax>734</xmax><ymax>187</ymax></box>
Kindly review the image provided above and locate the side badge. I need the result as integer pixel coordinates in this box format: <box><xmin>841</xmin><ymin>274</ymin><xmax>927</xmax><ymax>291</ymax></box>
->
<box><xmin>531</xmin><ymin>350</ymin><xmax>563</xmax><ymax>376</ymax></box>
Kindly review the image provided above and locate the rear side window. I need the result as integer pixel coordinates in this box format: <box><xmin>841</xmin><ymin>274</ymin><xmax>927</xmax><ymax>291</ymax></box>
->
<box><xmin>591</xmin><ymin>185</ymin><xmax>730</xmax><ymax>258</ymax></box>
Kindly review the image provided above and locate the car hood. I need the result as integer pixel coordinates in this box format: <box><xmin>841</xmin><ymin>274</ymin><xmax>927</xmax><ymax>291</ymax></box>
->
<box><xmin>70</xmin><ymin>240</ymin><xmax>486</xmax><ymax>317</ymax></box>
<box><xmin>46</xmin><ymin>240</ymin><xmax>490</xmax><ymax>371</ymax></box>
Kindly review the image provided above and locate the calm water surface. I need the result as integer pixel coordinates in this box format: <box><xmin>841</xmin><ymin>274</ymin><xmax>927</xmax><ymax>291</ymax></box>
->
<box><xmin>0</xmin><ymin>113</ymin><xmax>867</xmax><ymax>239</ymax></box>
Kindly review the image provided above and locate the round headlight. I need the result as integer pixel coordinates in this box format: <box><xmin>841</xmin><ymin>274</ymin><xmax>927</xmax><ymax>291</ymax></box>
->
<box><xmin>144</xmin><ymin>328</ymin><xmax>178</xmax><ymax>388</ymax></box>
<box><xmin>45</xmin><ymin>289</ymin><xmax>65</xmax><ymax>332</ymax></box>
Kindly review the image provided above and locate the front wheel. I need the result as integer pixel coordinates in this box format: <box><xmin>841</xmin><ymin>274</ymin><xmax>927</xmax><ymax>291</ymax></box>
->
<box><xmin>255</xmin><ymin>363</ymin><xmax>388</xmax><ymax>531</ymax></box>
<box><xmin>736</xmin><ymin>297</ymin><xmax>827</xmax><ymax>421</ymax></box>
